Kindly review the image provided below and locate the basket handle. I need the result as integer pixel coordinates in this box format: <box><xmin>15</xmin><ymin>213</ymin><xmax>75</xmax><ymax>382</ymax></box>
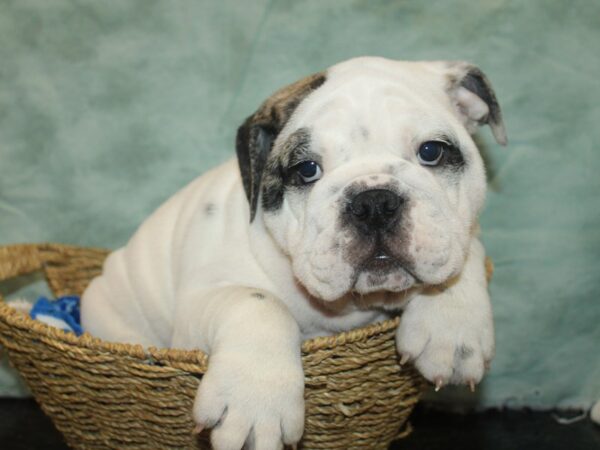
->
<box><xmin>0</xmin><ymin>244</ymin><xmax>45</xmax><ymax>303</ymax></box>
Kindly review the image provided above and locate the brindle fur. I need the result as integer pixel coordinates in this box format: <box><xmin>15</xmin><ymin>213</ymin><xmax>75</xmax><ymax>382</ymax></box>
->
<box><xmin>236</xmin><ymin>73</ymin><xmax>326</xmax><ymax>221</ymax></box>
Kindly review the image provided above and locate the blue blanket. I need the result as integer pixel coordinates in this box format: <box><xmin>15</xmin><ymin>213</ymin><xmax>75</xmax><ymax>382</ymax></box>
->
<box><xmin>30</xmin><ymin>296</ymin><xmax>83</xmax><ymax>336</ymax></box>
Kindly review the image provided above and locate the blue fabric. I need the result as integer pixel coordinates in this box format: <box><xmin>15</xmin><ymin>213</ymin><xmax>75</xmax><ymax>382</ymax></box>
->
<box><xmin>30</xmin><ymin>296</ymin><xmax>83</xmax><ymax>336</ymax></box>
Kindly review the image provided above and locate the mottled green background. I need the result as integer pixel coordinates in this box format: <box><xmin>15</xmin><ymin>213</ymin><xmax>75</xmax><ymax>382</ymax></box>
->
<box><xmin>1</xmin><ymin>0</ymin><xmax>598</xmax><ymax>410</ymax></box>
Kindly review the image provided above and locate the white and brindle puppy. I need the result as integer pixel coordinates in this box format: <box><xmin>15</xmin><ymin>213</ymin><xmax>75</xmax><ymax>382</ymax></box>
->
<box><xmin>82</xmin><ymin>56</ymin><xmax>506</xmax><ymax>450</ymax></box>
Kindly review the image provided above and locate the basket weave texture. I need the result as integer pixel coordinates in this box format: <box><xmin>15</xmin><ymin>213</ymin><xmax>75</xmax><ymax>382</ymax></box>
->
<box><xmin>0</xmin><ymin>243</ymin><xmax>425</xmax><ymax>450</ymax></box>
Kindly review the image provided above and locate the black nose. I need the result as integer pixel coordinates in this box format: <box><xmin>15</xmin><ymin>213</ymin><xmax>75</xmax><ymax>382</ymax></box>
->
<box><xmin>348</xmin><ymin>189</ymin><xmax>403</xmax><ymax>232</ymax></box>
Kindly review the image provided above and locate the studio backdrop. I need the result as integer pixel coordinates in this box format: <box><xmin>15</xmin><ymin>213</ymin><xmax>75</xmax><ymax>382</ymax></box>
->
<box><xmin>0</xmin><ymin>0</ymin><xmax>598</xmax><ymax>411</ymax></box>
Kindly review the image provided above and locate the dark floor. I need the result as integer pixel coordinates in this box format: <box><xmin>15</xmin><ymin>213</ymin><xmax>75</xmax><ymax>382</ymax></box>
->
<box><xmin>0</xmin><ymin>398</ymin><xmax>598</xmax><ymax>450</ymax></box>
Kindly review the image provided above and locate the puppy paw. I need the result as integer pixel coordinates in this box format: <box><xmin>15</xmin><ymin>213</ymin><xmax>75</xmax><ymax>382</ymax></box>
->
<box><xmin>395</xmin><ymin>297</ymin><xmax>494</xmax><ymax>390</ymax></box>
<box><xmin>193</xmin><ymin>351</ymin><xmax>305</xmax><ymax>450</ymax></box>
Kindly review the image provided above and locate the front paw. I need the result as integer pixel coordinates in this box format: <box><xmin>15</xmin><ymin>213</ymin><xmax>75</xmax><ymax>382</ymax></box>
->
<box><xmin>395</xmin><ymin>302</ymin><xmax>494</xmax><ymax>390</ymax></box>
<box><xmin>193</xmin><ymin>352</ymin><xmax>305</xmax><ymax>450</ymax></box>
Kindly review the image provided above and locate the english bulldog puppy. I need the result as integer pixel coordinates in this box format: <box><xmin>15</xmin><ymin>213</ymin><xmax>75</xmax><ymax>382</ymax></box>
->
<box><xmin>82</xmin><ymin>56</ymin><xmax>506</xmax><ymax>450</ymax></box>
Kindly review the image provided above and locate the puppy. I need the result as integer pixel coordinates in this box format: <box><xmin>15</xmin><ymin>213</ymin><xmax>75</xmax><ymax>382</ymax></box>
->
<box><xmin>82</xmin><ymin>56</ymin><xmax>506</xmax><ymax>450</ymax></box>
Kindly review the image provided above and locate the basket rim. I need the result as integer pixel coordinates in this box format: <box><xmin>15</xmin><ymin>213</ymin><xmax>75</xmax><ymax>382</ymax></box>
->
<box><xmin>0</xmin><ymin>242</ymin><xmax>401</xmax><ymax>366</ymax></box>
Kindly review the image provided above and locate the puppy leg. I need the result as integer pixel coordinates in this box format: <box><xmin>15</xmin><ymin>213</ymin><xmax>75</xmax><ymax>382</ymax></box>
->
<box><xmin>172</xmin><ymin>286</ymin><xmax>304</xmax><ymax>450</ymax></box>
<box><xmin>396</xmin><ymin>238</ymin><xmax>494</xmax><ymax>389</ymax></box>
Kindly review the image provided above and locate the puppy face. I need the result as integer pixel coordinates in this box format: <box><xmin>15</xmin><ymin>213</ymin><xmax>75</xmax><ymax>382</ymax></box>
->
<box><xmin>238</xmin><ymin>57</ymin><xmax>506</xmax><ymax>301</ymax></box>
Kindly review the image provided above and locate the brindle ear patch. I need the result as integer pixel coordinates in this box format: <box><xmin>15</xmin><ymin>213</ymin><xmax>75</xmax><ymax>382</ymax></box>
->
<box><xmin>236</xmin><ymin>72</ymin><xmax>326</xmax><ymax>221</ymax></box>
<box><xmin>446</xmin><ymin>63</ymin><xmax>507</xmax><ymax>146</ymax></box>
<box><xmin>253</xmin><ymin>73</ymin><xmax>327</xmax><ymax>134</ymax></box>
<box><xmin>261</xmin><ymin>157</ymin><xmax>285</xmax><ymax>214</ymax></box>
<box><xmin>236</xmin><ymin>123</ymin><xmax>275</xmax><ymax>221</ymax></box>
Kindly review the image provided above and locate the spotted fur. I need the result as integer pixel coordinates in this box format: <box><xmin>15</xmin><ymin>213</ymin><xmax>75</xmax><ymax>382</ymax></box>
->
<box><xmin>236</xmin><ymin>73</ymin><xmax>326</xmax><ymax>221</ymax></box>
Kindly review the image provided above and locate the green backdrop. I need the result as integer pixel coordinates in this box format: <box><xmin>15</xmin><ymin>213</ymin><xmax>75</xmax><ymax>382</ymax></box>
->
<box><xmin>1</xmin><ymin>0</ymin><xmax>599</xmax><ymax>410</ymax></box>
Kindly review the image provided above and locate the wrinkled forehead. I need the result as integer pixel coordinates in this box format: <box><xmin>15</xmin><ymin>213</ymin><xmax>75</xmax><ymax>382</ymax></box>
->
<box><xmin>281</xmin><ymin>59</ymin><xmax>459</xmax><ymax>154</ymax></box>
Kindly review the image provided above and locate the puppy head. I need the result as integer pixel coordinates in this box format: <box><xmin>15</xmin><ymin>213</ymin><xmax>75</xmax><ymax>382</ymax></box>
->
<box><xmin>237</xmin><ymin>57</ymin><xmax>506</xmax><ymax>301</ymax></box>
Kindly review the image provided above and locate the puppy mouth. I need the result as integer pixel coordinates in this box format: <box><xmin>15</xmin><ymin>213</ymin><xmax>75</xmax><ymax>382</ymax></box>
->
<box><xmin>357</xmin><ymin>246</ymin><xmax>421</xmax><ymax>287</ymax></box>
<box><xmin>363</xmin><ymin>249</ymin><xmax>398</xmax><ymax>271</ymax></box>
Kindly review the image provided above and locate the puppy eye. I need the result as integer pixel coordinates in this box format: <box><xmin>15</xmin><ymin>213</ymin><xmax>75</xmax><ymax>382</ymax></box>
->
<box><xmin>417</xmin><ymin>141</ymin><xmax>447</xmax><ymax>166</ymax></box>
<box><xmin>294</xmin><ymin>161</ymin><xmax>322</xmax><ymax>183</ymax></box>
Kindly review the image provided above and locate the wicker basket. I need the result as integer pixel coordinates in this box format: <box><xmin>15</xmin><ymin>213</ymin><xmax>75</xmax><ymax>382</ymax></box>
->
<box><xmin>0</xmin><ymin>243</ymin><xmax>426</xmax><ymax>450</ymax></box>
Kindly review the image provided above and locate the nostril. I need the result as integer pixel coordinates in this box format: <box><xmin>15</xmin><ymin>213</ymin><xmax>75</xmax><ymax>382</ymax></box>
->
<box><xmin>382</xmin><ymin>198</ymin><xmax>399</xmax><ymax>215</ymax></box>
<box><xmin>350</xmin><ymin>199</ymin><xmax>370</xmax><ymax>218</ymax></box>
<box><xmin>349</xmin><ymin>196</ymin><xmax>372</xmax><ymax>219</ymax></box>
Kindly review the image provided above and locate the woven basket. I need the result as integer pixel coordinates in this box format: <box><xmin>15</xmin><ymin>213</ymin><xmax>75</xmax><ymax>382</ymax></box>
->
<box><xmin>0</xmin><ymin>243</ymin><xmax>426</xmax><ymax>450</ymax></box>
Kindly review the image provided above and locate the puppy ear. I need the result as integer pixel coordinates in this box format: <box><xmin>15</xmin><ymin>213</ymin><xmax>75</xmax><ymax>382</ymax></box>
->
<box><xmin>445</xmin><ymin>62</ymin><xmax>507</xmax><ymax>146</ymax></box>
<box><xmin>236</xmin><ymin>121</ymin><xmax>276</xmax><ymax>222</ymax></box>
<box><xmin>236</xmin><ymin>72</ymin><xmax>326</xmax><ymax>221</ymax></box>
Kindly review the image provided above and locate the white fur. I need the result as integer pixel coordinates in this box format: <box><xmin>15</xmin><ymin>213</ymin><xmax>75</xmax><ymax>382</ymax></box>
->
<box><xmin>396</xmin><ymin>238</ymin><xmax>494</xmax><ymax>385</ymax></box>
<box><xmin>82</xmin><ymin>57</ymin><xmax>497</xmax><ymax>450</ymax></box>
<box><xmin>591</xmin><ymin>399</ymin><xmax>600</xmax><ymax>425</ymax></box>
<box><xmin>6</xmin><ymin>298</ymin><xmax>32</xmax><ymax>314</ymax></box>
